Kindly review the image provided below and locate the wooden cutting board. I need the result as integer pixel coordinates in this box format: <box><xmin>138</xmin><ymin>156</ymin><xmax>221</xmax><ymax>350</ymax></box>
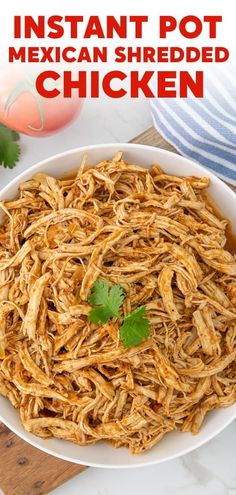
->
<box><xmin>0</xmin><ymin>125</ymin><xmax>221</xmax><ymax>495</ymax></box>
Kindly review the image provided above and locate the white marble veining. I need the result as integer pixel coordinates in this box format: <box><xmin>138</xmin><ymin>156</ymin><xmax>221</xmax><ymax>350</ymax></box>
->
<box><xmin>1</xmin><ymin>98</ymin><xmax>235</xmax><ymax>495</ymax></box>
<box><xmin>51</xmin><ymin>422</ymin><xmax>236</xmax><ymax>495</ymax></box>
<box><xmin>48</xmin><ymin>421</ymin><xmax>236</xmax><ymax>495</ymax></box>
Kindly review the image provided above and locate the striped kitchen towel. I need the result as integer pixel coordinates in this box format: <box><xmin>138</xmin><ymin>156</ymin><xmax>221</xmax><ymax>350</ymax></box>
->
<box><xmin>150</xmin><ymin>66</ymin><xmax>236</xmax><ymax>186</ymax></box>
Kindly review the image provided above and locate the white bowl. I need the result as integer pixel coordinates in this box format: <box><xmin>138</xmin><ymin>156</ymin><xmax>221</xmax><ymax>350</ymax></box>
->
<box><xmin>0</xmin><ymin>143</ymin><xmax>236</xmax><ymax>468</ymax></box>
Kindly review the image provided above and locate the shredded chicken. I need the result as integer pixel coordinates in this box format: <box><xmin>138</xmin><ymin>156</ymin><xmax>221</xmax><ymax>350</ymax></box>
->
<box><xmin>0</xmin><ymin>152</ymin><xmax>236</xmax><ymax>455</ymax></box>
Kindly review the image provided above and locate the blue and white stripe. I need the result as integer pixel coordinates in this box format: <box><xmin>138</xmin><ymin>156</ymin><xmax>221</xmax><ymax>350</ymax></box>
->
<box><xmin>150</xmin><ymin>66</ymin><xmax>236</xmax><ymax>186</ymax></box>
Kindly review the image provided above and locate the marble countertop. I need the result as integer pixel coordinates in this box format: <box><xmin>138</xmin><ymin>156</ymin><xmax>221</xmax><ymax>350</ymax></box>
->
<box><xmin>1</xmin><ymin>97</ymin><xmax>235</xmax><ymax>495</ymax></box>
<box><xmin>52</xmin><ymin>422</ymin><xmax>236</xmax><ymax>495</ymax></box>
<box><xmin>0</xmin><ymin>96</ymin><xmax>152</xmax><ymax>189</ymax></box>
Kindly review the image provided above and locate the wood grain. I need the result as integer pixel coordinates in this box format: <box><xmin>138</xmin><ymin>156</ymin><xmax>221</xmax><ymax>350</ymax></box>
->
<box><xmin>0</xmin><ymin>424</ymin><xmax>86</xmax><ymax>495</ymax></box>
<box><xmin>131</xmin><ymin>126</ymin><xmax>179</xmax><ymax>153</ymax></box>
<box><xmin>0</xmin><ymin>125</ymin><xmax>233</xmax><ymax>494</ymax></box>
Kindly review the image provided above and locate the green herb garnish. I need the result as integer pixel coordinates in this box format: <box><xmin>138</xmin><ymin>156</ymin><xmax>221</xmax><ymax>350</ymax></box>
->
<box><xmin>120</xmin><ymin>305</ymin><xmax>150</xmax><ymax>349</ymax></box>
<box><xmin>88</xmin><ymin>279</ymin><xmax>151</xmax><ymax>348</ymax></box>
<box><xmin>88</xmin><ymin>279</ymin><xmax>125</xmax><ymax>324</ymax></box>
<box><xmin>0</xmin><ymin>125</ymin><xmax>21</xmax><ymax>169</ymax></box>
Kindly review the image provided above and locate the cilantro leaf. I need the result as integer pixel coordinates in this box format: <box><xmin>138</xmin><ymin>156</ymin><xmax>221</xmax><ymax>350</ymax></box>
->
<box><xmin>120</xmin><ymin>305</ymin><xmax>150</xmax><ymax>349</ymax></box>
<box><xmin>88</xmin><ymin>306</ymin><xmax>113</xmax><ymax>324</ymax></box>
<box><xmin>88</xmin><ymin>279</ymin><xmax>125</xmax><ymax>324</ymax></box>
<box><xmin>88</xmin><ymin>279</ymin><xmax>110</xmax><ymax>306</ymax></box>
<box><xmin>0</xmin><ymin>125</ymin><xmax>21</xmax><ymax>169</ymax></box>
<box><xmin>88</xmin><ymin>280</ymin><xmax>151</xmax><ymax>347</ymax></box>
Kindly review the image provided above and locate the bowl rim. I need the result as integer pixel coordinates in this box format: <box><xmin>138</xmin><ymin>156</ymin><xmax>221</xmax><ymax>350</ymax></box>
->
<box><xmin>1</xmin><ymin>401</ymin><xmax>236</xmax><ymax>468</ymax></box>
<box><xmin>0</xmin><ymin>141</ymin><xmax>235</xmax><ymax>203</ymax></box>
<box><xmin>0</xmin><ymin>141</ymin><xmax>236</xmax><ymax>468</ymax></box>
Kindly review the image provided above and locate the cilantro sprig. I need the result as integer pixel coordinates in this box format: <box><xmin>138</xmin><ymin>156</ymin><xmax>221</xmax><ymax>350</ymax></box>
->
<box><xmin>88</xmin><ymin>279</ymin><xmax>125</xmax><ymax>324</ymax></box>
<box><xmin>120</xmin><ymin>305</ymin><xmax>150</xmax><ymax>349</ymax></box>
<box><xmin>88</xmin><ymin>279</ymin><xmax>150</xmax><ymax>348</ymax></box>
<box><xmin>0</xmin><ymin>124</ymin><xmax>21</xmax><ymax>169</ymax></box>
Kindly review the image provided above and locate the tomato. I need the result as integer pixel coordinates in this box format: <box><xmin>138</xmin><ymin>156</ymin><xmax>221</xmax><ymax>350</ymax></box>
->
<box><xmin>0</xmin><ymin>68</ymin><xmax>83</xmax><ymax>137</ymax></box>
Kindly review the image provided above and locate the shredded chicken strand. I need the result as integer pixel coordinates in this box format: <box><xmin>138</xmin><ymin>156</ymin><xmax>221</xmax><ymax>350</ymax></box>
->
<box><xmin>0</xmin><ymin>153</ymin><xmax>236</xmax><ymax>455</ymax></box>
